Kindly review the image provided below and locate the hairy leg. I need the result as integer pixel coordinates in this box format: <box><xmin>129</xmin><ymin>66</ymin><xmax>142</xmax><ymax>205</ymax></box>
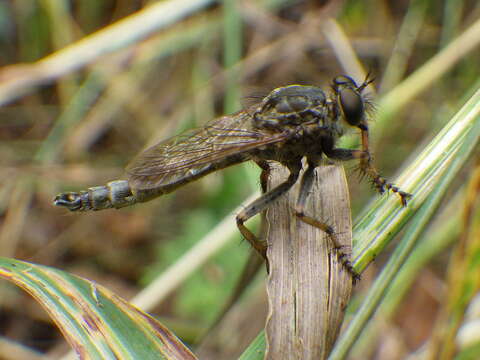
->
<box><xmin>236</xmin><ymin>162</ymin><xmax>301</xmax><ymax>258</ymax></box>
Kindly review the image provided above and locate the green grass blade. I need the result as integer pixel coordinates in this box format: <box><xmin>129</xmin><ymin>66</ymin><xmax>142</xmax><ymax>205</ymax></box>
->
<box><xmin>0</xmin><ymin>257</ymin><xmax>197</xmax><ymax>360</ymax></box>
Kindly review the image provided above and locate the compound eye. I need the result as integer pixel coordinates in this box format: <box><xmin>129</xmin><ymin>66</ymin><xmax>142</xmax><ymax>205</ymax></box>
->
<box><xmin>339</xmin><ymin>88</ymin><xmax>364</xmax><ymax>126</ymax></box>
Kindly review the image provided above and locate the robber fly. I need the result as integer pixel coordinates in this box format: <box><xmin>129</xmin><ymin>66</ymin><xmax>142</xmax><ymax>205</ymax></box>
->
<box><xmin>54</xmin><ymin>75</ymin><xmax>411</xmax><ymax>261</ymax></box>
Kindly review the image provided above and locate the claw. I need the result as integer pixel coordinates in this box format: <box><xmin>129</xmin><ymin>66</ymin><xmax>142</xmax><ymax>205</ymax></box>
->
<box><xmin>399</xmin><ymin>191</ymin><xmax>413</xmax><ymax>207</ymax></box>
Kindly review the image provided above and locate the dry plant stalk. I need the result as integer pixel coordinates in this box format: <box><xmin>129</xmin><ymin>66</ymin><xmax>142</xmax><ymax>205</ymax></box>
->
<box><xmin>264</xmin><ymin>163</ymin><xmax>353</xmax><ymax>360</ymax></box>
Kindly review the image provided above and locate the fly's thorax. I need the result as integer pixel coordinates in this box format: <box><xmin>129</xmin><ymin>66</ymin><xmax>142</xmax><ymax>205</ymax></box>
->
<box><xmin>253</xmin><ymin>85</ymin><xmax>330</xmax><ymax>131</ymax></box>
<box><xmin>253</xmin><ymin>121</ymin><xmax>338</xmax><ymax>165</ymax></box>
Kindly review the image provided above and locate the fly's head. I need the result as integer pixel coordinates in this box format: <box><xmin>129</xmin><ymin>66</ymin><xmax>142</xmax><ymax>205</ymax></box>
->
<box><xmin>331</xmin><ymin>74</ymin><xmax>374</xmax><ymax>133</ymax></box>
<box><xmin>253</xmin><ymin>85</ymin><xmax>328</xmax><ymax>131</ymax></box>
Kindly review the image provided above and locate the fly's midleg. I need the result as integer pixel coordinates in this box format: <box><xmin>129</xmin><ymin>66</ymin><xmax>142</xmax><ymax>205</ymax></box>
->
<box><xmin>54</xmin><ymin>180</ymin><xmax>137</xmax><ymax>211</ymax></box>
<box><xmin>294</xmin><ymin>163</ymin><xmax>358</xmax><ymax>279</ymax></box>
<box><xmin>294</xmin><ymin>163</ymin><xmax>337</xmax><ymax>241</ymax></box>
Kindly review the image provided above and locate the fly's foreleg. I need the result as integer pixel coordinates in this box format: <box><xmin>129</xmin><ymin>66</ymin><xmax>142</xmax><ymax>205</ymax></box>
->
<box><xmin>325</xmin><ymin>146</ymin><xmax>411</xmax><ymax>206</ymax></box>
<box><xmin>236</xmin><ymin>163</ymin><xmax>301</xmax><ymax>259</ymax></box>
<box><xmin>359</xmin><ymin>127</ymin><xmax>411</xmax><ymax>205</ymax></box>
<box><xmin>295</xmin><ymin>163</ymin><xmax>359</xmax><ymax>281</ymax></box>
<box><xmin>53</xmin><ymin>180</ymin><xmax>137</xmax><ymax>211</ymax></box>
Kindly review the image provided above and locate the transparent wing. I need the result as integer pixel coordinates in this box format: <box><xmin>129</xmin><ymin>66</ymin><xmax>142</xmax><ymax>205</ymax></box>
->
<box><xmin>125</xmin><ymin>110</ymin><xmax>287</xmax><ymax>190</ymax></box>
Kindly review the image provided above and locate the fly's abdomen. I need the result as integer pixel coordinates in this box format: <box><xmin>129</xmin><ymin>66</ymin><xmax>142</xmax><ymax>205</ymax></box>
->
<box><xmin>53</xmin><ymin>180</ymin><xmax>136</xmax><ymax>211</ymax></box>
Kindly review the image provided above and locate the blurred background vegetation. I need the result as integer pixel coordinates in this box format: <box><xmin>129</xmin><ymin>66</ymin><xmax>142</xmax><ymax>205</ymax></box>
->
<box><xmin>0</xmin><ymin>0</ymin><xmax>479</xmax><ymax>359</ymax></box>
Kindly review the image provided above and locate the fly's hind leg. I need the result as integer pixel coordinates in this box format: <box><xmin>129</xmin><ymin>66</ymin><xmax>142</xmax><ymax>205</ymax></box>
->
<box><xmin>256</xmin><ymin>159</ymin><xmax>271</xmax><ymax>193</ymax></box>
<box><xmin>236</xmin><ymin>162</ymin><xmax>301</xmax><ymax>259</ymax></box>
<box><xmin>294</xmin><ymin>162</ymin><xmax>359</xmax><ymax>282</ymax></box>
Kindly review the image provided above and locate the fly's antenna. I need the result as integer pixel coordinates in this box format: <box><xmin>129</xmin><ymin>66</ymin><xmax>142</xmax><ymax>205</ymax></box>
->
<box><xmin>357</xmin><ymin>71</ymin><xmax>375</xmax><ymax>92</ymax></box>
